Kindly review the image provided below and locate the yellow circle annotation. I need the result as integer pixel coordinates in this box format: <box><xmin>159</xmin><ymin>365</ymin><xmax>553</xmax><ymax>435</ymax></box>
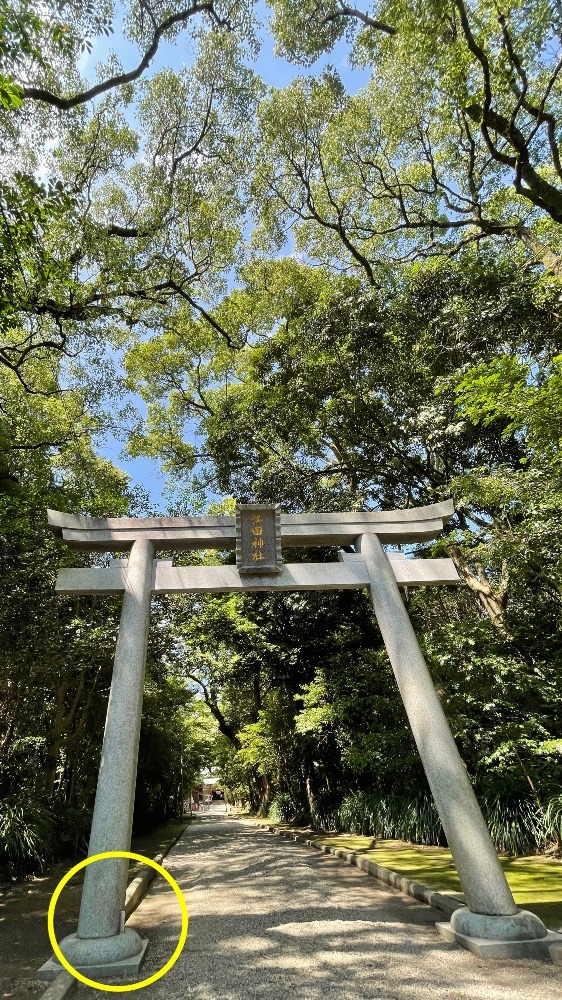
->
<box><xmin>47</xmin><ymin>850</ymin><xmax>188</xmax><ymax>992</ymax></box>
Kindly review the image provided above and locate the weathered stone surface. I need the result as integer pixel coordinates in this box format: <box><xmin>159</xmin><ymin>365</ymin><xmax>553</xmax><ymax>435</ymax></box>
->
<box><xmin>37</xmin><ymin>938</ymin><xmax>148</xmax><ymax>982</ymax></box>
<box><xmin>55</xmin><ymin>556</ymin><xmax>461</xmax><ymax>595</ymax></box>
<box><xmin>34</xmin><ymin>971</ymin><xmax>77</xmax><ymax>995</ymax></box>
<box><xmin>55</xmin><ymin>538</ymin><xmax>155</xmax><ymax>970</ymax></box>
<box><xmin>436</xmin><ymin>922</ymin><xmax>560</xmax><ymax>961</ymax></box>
<box><xmin>47</xmin><ymin>501</ymin><xmax>455</xmax><ymax>550</ymax></box>
<box><xmin>55</xmin><ymin>568</ymin><xmax>127</xmax><ymax>594</ymax></box>
<box><xmin>358</xmin><ymin>530</ymin><xmax>519</xmax><ymax>921</ymax></box>
<box><xmin>452</xmin><ymin>907</ymin><xmax>549</xmax><ymax>941</ymax></box>
<box><xmin>58</xmin><ymin>928</ymin><xmax>144</xmax><ymax>965</ymax></box>
<box><xmin>550</xmin><ymin>940</ymin><xmax>562</xmax><ymax>965</ymax></box>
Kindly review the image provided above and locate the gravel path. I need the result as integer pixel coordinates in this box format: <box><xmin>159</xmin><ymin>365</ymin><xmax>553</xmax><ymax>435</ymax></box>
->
<box><xmin>78</xmin><ymin>815</ymin><xmax>562</xmax><ymax>1000</ymax></box>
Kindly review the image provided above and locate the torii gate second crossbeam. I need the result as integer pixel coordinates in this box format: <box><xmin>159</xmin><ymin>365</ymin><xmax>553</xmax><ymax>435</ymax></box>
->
<box><xmin>38</xmin><ymin>501</ymin><xmax>555</xmax><ymax>979</ymax></box>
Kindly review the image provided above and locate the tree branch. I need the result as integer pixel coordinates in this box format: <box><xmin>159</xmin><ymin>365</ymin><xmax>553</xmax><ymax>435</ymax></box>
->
<box><xmin>322</xmin><ymin>5</ymin><xmax>396</xmax><ymax>36</ymax></box>
<box><xmin>184</xmin><ymin>672</ymin><xmax>241</xmax><ymax>748</ymax></box>
<box><xmin>21</xmin><ymin>4</ymin><xmax>230</xmax><ymax>110</ymax></box>
<box><xmin>465</xmin><ymin>105</ymin><xmax>562</xmax><ymax>223</ymax></box>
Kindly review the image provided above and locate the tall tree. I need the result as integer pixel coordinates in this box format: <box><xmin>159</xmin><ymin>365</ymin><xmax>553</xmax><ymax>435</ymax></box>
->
<box><xmin>124</xmin><ymin>251</ymin><xmax>562</xmax><ymax>633</ymax></box>
<box><xmin>1</xmin><ymin>1</ymin><xmax>260</xmax><ymax>398</ymax></box>
<box><xmin>261</xmin><ymin>0</ymin><xmax>562</xmax><ymax>272</ymax></box>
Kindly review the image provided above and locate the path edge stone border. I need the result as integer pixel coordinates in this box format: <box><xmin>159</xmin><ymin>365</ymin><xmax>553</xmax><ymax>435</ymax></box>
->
<box><xmin>256</xmin><ymin>823</ymin><xmax>562</xmax><ymax>966</ymax></box>
<box><xmin>256</xmin><ymin>823</ymin><xmax>463</xmax><ymax>917</ymax></box>
<box><xmin>38</xmin><ymin>822</ymin><xmax>190</xmax><ymax>1000</ymax></box>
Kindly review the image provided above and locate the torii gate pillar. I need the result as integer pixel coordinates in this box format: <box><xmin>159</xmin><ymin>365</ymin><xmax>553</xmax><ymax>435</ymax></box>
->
<box><xmin>358</xmin><ymin>533</ymin><xmax>553</xmax><ymax>957</ymax></box>
<box><xmin>38</xmin><ymin>502</ymin><xmax>556</xmax><ymax>978</ymax></box>
<box><xmin>59</xmin><ymin>538</ymin><xmax>155</xmax><ymax>973</ymax></box>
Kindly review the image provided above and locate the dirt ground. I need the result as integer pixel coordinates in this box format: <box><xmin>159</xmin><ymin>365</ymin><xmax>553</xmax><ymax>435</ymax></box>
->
<box><xmin>0</xmin><ymin>820</ymin><xmax>187</xmax><ymax>1000</ymax></box>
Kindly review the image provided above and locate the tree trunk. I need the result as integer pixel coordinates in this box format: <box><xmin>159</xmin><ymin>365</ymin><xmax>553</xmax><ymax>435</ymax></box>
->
<box><xmin>185</xmin><ymin>674</ymin><xmax>242</xmax><ymax>748</ymax></box>
<box><xmin>447</xmin><ymin>544</ymin><xmax>511</xmax><ymax>637</ymax></box>
<box><xmin>44</xmin><ymin>685</ymin><xmax>66</xmax><ymax>797</ymax></box>
<box><xmin>254</xmin><ymin>772</ymin><xmax>273</xmax><ymax>815</ymax></box>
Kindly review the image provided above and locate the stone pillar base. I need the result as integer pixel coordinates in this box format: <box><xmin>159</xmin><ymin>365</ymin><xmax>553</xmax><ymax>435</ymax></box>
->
<box><xmin>37</xmin><ymin>931</ymin><xmax>148</xmax><ymax>981</ymax></box>
<box><xmin>452</xmin><ymin>906</ymin><xmax>548</xmax><ymax>940</ymax></box>
<box><xmin>436</xmin><ymin>921</ymin><xmax>562</xmax><ymax>961</ymax></box>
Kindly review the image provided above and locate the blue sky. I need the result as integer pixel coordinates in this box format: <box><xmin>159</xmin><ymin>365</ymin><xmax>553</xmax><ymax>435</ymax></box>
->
<box><xmin>83</xmin><ymin>2</ymin><xmax>369</xmax><ymax>509</ymax></box>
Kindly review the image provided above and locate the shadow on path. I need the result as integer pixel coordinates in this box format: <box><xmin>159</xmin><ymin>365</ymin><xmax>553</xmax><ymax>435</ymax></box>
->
<box><xmin>78</xmin><ymin>818</ymin><xmax>561</xmax><ymax>1000</ymax></box>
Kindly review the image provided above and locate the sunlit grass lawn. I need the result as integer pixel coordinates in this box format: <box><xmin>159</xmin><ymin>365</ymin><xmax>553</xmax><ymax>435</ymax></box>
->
<box><xmin>311</xmin><ymin>835</ymin><xmax>562</xmax><ymax>932</ymax></box>
<box><xmin>240</xmin><ymin>814</ymin><xmax>562</xmax><ymax>933</ymax></box>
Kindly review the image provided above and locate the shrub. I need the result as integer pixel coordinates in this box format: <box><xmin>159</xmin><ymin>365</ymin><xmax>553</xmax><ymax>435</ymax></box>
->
<box><xmin>50</xmin><ymin>802</ymin><xmax>92</xmax><ymax>857</ymax></box>
<box><xmin>481</xmin><ymin>794</ymin><xmax>543</xmax><ymax>855</ymax></box>
<box><xmin>329</xmin><ymin>789</ymin><xmax>559</xmax><ymax>855</ymax></box>
<box><xmin>334</xmin><ymin>791</ymin><xmax>446</xmax><ymax>844</ymax></box>
<box><xmin>269</xmin><ymin>792</ymin><xmax>293</xmax><ymax>822</ymax></box>
<box><xmin>309</xmin><ymin>790</ymin><xmax>339</xmax><ymax>832</ymax></box>
<box><xmin>0</xmin><ymin>798</ymin><xmax>55</xmax><ymax>877</ymax></box>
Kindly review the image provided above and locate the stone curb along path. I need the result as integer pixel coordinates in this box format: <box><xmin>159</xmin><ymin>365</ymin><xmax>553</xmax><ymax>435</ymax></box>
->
<box><xmin>257</xmin><ymin>823</ymin><xmax>562</xmax><ymax>966</ymax></box>
<box><xmin>38</xmin><ymin>823</ymin><xmax>190</xmax><ymax>1000</ymax></box>
<box><xmin>257</xmin><ymin>825</ymin><xmax>463</xmax><ymax>918</ymax></box>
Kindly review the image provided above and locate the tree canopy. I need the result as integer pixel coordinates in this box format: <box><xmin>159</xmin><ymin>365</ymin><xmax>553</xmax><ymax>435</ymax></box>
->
<box><xmin>1</xmin><ymin>0</ymin><xmax>562</xmax><ymax>869</ymax></box>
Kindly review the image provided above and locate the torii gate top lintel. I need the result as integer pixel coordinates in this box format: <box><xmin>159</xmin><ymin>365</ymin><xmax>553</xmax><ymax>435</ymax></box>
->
<box><xmin>47</xmin><ymin>499</ymin><xmax>455</xmax><ymax>551</ymax></box>
<box><xmin>47</xmin><ymin>500</ymin><xmax>460</xmax><ymax>596</ymax></box>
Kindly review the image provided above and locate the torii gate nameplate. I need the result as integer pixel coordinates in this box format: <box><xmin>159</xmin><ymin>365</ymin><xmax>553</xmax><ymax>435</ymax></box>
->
<box><xmin>39</xmin><ymin>500</ymin><xmax>553</xmax><ymax>979</ymax></box>
<box><xmin>236</xmin><ymin>503</ymin><xmax>282</xmax><ymax>574</ymax></box>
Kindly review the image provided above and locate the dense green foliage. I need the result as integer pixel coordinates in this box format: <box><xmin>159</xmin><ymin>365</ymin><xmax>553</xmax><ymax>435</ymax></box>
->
<box><xmin>1</xmin><ymin>1</ymin><xmax>562</xmax><ymax>873</ymax></box>
<box><xmin>0</xmin><ymin>456</ymin><xmax>215</xmax><ymax>875</ymax></box>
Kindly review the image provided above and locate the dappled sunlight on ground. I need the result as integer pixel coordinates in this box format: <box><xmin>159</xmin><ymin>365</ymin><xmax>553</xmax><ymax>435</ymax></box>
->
<box><xmin>272</xmin><ymin>831</ymin><xmax>562</xmax><ymax>931</ymax></box>
<box><xmin>78</xmin><ymin>818</ymin><xmax>562</xmax><ymax>1000</ymax></box>
<box><xmin>0</xmin><ymin>819</ymin><xmax>189</xmax><ymax>997</ymax></box>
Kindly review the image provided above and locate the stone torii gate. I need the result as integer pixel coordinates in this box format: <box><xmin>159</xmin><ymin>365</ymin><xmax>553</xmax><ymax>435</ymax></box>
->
<box><xmin>40</xmin><ymin>500</ymin><xmax>554</xmax><ymax>978</ymax></box>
